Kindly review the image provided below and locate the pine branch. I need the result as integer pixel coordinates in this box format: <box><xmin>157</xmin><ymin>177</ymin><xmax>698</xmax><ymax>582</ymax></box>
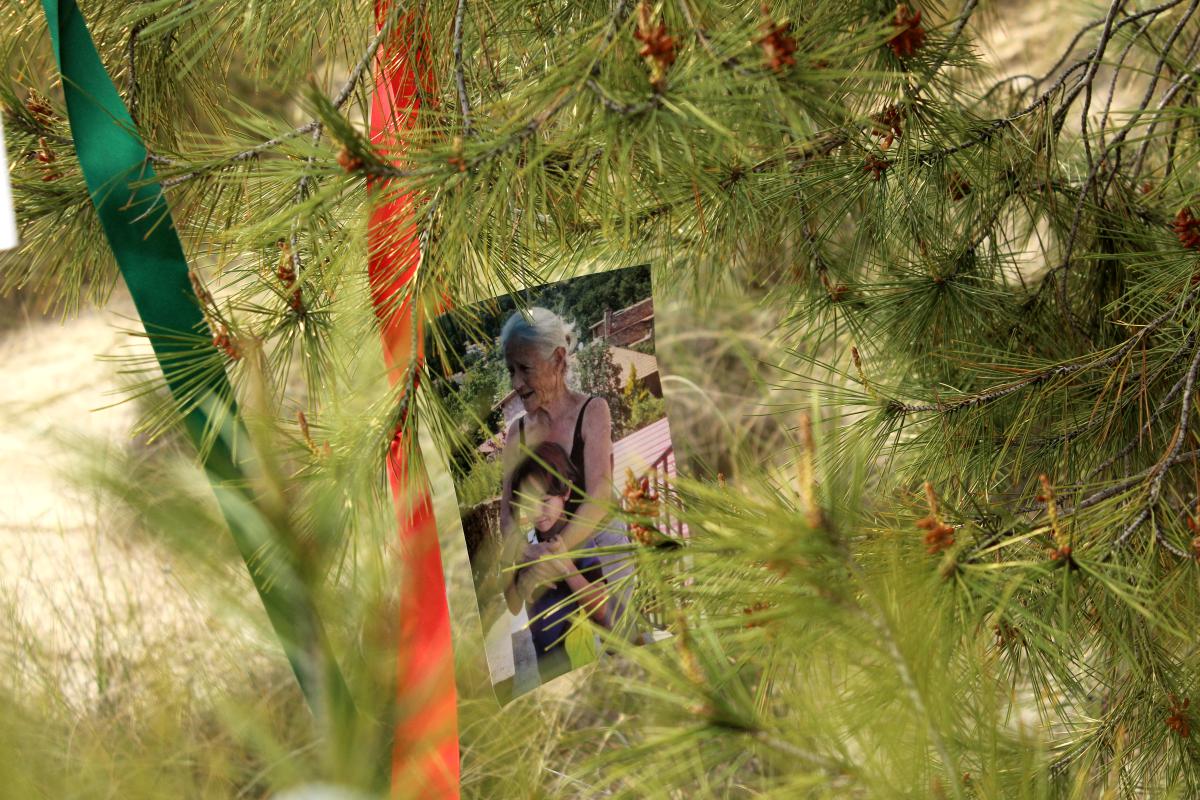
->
<box><xmin>893</xmin><ymin>283</ymin><xmax>1200</xmax><ymax>416</ymax></box>
<box><xmin>1052</xmin><ymin>0</ymin><xmax>1200</xmax><ymax>318</ymax></box>
<box><xmin>160</xmin><ymin>4</ymin><xmax>401</xmax><ymax>189</ymax></box>
<box><xmin>127</xmin><ymin>19</ymin><xmax>149</xmax><ymax>126</ymax></box>
<box><xmin>919</xmin><ymin>0</ymin><xmax>1190</xmax><ymax>166</ymax></box>
<box><xmin>453</xmin><ymin>0</ymin><xmax>473</xmax><ymax>135</ymax></box>
<box><xmin>675</xmin><ymin>0</ymin><xmax>753</xmax><ymax>78</ymax></box>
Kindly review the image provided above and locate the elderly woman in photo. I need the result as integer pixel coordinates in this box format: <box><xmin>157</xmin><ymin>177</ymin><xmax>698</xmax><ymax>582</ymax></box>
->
<box><xmin>497</xmin><ymin>307</ymin><xmax>626</xmax><ymax>641</ymax></box>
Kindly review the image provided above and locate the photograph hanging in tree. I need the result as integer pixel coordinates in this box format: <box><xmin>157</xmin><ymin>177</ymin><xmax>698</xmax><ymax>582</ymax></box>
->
<box><xmin>425</xmin><ymin>264</ymin><xmax>680</xmax><ymax>703</ymax></box>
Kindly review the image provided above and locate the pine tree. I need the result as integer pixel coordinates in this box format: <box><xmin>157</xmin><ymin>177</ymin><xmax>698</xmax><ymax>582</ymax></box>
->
<box><xmin>3</xmin><ymin>0</ymin><xmax>1200</xmax><ymax>797</ymax></box>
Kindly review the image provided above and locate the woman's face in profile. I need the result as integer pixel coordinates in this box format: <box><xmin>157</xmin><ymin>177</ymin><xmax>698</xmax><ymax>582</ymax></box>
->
<box><xmin>505</xmin><ymin>340</ymin><xmax>561</xmax><ymax>414</ymax></box>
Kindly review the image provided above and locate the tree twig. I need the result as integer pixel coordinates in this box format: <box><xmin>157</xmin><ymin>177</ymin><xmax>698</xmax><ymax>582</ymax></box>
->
<box><xmin>453</xmin><ymin>0</ymin><xmax>473</xmax><ymax>135</ymax></box>
<box><xmin>161</xmin><ymin>5</ymin><xmax>404</xmax><ymax>189</ymax></box>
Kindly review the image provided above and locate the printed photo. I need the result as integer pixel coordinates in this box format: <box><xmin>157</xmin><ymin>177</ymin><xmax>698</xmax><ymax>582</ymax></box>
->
<box><xmin>426</xmin><ymin>265</ymin><xmax>680</xmax><ymax>703</ymax></box>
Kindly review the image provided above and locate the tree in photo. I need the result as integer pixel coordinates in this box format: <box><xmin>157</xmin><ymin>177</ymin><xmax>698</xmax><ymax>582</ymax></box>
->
<box><xmin>624</xmin><ymin>364</ymin><xmax>665</xmax><ymax>431</ymax></box>
<box><xmin>573</xmin><ymin>337</ymin><xmax>631</xmax><ymax>439</ymax></box>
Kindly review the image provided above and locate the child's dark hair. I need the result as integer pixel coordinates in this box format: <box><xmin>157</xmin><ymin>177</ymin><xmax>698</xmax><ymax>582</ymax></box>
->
<box><xmin>512</xmin><ymin>441</ymin><xmax>579</xmax><ymax>498</ymax></box>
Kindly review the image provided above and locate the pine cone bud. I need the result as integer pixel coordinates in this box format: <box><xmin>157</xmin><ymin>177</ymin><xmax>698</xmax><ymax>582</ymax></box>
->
<box><xmin>34</xmin><ymin>136</ymin><xmax>60</xmax><ymax>181</ymax></box>
<box><xmin>276</xmin><ymin>240</ymin><xmax>297</xmax><ymax>286</ymax></box>
<box><xmin>863</xmin><ymin>153</ymin><xmax>891</xmax><ymax>180</ymax></box>
<box><xmin>1173</xmin><ymin>207</ymin><xmax>1200</xmax><ymax>251</ymax></box>
<box><xmin>742</xmin><ymin>600</ymin><xmax>772</xmax><ymax>628</ymax></box>
<box><xmin>212</xmin><ymin>326</ymin><xmax>240</xmax><ymax>360</ymax></box>
<box><xmin>871</xmin><ymin>104</ymin><xmax>905</xmax><ymax>139</ymax></box>
<box><xmin>337</xmin><ymin>146</ymin><xmax>363</xmax><ymax>173</ymax></box>
<box><xmin>1167</xmin><ymin>695</ymin><xmax>1192</xmax><ymax>738</ymax></box>
<box><xmin>25</xmin><ymin>89</ymin><xmax>56</xmax><ymax>126</ymax></box>
<box><xmin>887</xmin><ymin>4</ymin><xmax>926</xmax><ymax>59</ymax></box>
<box><xmin>758</xmin><ymin>6</ymin><xmax>797</xmax><ymax>72</ymax></box>
<box><xmin>634</xmin><ymin>2</ymin><xmax>677</xmax><ymax>91</ymax></box>
<box><xmin>923</xmin><ymin>523</ymin><xmax>955</xmax><ymax>554</ymax></box>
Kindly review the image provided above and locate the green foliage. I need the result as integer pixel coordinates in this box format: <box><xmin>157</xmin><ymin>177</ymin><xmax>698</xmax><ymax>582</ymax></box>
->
<box><xmin>456</xmin><ymin>453</ymin><xmax>505</xmax><ymax>511</ymax></box>
<box><xmin>442</xmin><ymin>341</ymin><xmax>507</xmax><ymax>481</ymax></box>
<box><xmin>621</xmin><ymin>363</ymin><xmax>667</xmax><ymax>432</ymax></box>
<box><xmin>5</xmin><ymin>0</ymin><xmax>1200</xmax><ymax>796</ymax></box>
<box><xmin>574</xmin><ymin>337</ymin><xmax>632</xmax><ymax>437</ymax></box>
<box><xmin>458</xmin><ymin>355</ymin><xmax>506</xmax><ymax>428</ymax></box>
<box><xmin>625</xmin><ymin>371</ymin><xmax>666</xmax><ymax>431</ymax></box>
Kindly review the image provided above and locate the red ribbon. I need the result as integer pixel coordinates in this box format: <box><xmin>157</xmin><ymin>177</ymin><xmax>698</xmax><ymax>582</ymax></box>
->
<box><xmin>369</xmin><ymin>5</ymin><xmax>459</xmax><ymax>796</ymax></box>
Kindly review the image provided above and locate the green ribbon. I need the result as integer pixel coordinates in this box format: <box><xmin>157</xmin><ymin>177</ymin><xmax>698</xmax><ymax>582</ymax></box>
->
<box><xmin>41</xmin><ymin>0</ymin><xmax>352</xmax><ymax>721</ymax></box>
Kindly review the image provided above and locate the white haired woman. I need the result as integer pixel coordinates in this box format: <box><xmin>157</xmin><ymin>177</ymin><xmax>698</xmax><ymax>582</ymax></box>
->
<box><xmin>497</xmin><ymin>307</ymin><xmax>622</xmax><ymax>621</ymax></box>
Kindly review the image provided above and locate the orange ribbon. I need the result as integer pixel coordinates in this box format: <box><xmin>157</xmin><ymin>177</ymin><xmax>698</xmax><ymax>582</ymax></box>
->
<box><xmin>369</xmin><ymin>6</ymin><xmax>459</xmax><ymax>796</ymax></box>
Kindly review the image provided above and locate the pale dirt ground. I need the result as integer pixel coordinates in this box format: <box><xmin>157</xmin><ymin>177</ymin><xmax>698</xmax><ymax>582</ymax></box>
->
<box><xmin>0</xmin><ymin>287</ymin><xmax>275</xmax><ymax>705</ymax></box>
<box><xmin>0</xmin><ymin>0</ymin><xmax>1099</xmax><ymax>704</ymax></box>
<box><xmin>0</xmin><ymin>289</ymin><xmax>206</xmax><ymax>699</ymax></box>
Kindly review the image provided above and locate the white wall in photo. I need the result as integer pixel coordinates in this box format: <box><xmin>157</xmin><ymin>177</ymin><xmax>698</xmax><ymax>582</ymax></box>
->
<box><xmin>0</xmin><ymin>116</ymin><xmax>17</xmax><ymax>251</ymax></box>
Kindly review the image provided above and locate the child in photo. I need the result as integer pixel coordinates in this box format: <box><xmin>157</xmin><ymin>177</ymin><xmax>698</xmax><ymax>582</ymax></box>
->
<box><xmin>504</xmin><ymin>440</ymin><xmax>628</xmax><ymax>683</ymax></box>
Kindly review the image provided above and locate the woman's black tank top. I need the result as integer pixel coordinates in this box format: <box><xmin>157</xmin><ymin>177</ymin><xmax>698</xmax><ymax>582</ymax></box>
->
<box><xmin>519</xmin><ymin>395</ymin><xmax>596</xmax><ymax>520</ymax></box>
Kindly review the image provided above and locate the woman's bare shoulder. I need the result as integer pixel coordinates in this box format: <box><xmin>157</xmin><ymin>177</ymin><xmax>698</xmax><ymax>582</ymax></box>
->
<box><xmin>582</xmin><ymin>394</ymin><xmax>612</xmax><ymax>433</ymax></box>
<box><xmin>501</xmin><ymin>415</ymin><xmax>526</xmax><ymax>460</ymax></box>
<box><xmin>505</xmin><ymin>414</ymin><xmax>524</xmax><ymax>437</ymax></box>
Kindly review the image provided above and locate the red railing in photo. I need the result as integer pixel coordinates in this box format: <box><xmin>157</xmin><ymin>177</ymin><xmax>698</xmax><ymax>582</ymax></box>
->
<box><xmin>647</xmin><ymin>444</ymin><xmax>684</xmax><ymax>539</ymax></box>
<box><xmin>622</xmin><ymin>442</ymin><xmax>685</xmax><ymax>632</ymax></box>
